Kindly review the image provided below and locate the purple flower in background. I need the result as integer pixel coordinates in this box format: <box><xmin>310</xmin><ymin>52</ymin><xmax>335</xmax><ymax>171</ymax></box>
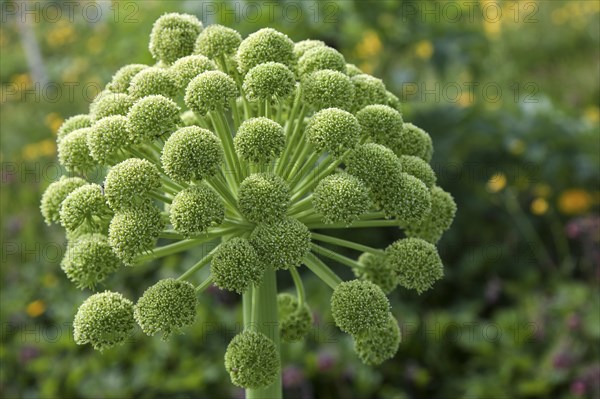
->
<box><xmin>317</xmin><ymin>351</ymin><xmax>335</xmax><ymax>372</ymax></box>
<box><xmin>570</xmin><ymin>379</ymin><xmax>586</xmax><ymax>396</ymax></box>
<box><xmin>282</xmin><ymin>365</ymin><xmax>304</xmax><ymax>388</ymax></box>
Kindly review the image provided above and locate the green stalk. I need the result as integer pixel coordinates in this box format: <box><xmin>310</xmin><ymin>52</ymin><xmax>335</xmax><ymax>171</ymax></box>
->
<box><xmin>311</xmin><ymin>233</ymin><xmax>384</xmax><ymax>256</ymax></box>
<box><xmin>305</xmin><ymin>219</ymin><xmax>400</xmax><ymax>229</ymax></box>
<box><xmin>246</xmin><ymin>267</ymin><xmax>282</xmax><ymax>399</ymax></box>
<box><xmin>289</xmin><ymin>267</ymin><xmax>305</xmax><ymax>307</ymax></box>
<box><xmin>195</xmin><ymin>275</ymin><xmax>214</xmax><ymax>293</ymax></box>
<box><xmin>177</xmin><ymin>246</ymin><xmax>219</xmax><ymax>281</ymax></box>
<box><xmin>303</xmin><ymin>252</ymin><xmax>342</xmax><ymax>290</ymax></box>
<box><xmin>311</xmin><ymin>243</ymin><xmax>366</xmax><ymax>270</ymax></box>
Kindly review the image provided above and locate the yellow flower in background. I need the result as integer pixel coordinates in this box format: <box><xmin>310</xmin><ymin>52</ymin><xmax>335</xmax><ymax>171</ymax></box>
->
<box><xmin>47</xmin><ymin>21</ymin><xmax>75</xmax><ymax>47</ymax></box>
<box><xmin>558</xmin><ymin>189</ymin><xmax>592</xmax><ymax>215</ymax></box>
<box><xmin>11</xmin><ymin>73</ymin><xmax>31</xmax><ymax>88</ymax></box>
<box><xmin>533</xmin><ymin>183</ymin><xmax>552</xmax><ymax>198</ymax></box>
<box><xmin>359</xmin><ymin>62</ymin><xmax>374</xmax><ymax>75</ymax></box>
<box><xmin>509</xmin><ymin>139</ymin><xmax>526</xmax><ymax>155</ymax></box>
<box><xmin>414</xmin><ymin>40</ymin><xmax>433</xmax><ymax>60</ymax></box>
<box><xmin>26</xmin><ymin>300</ymin><xmax>46</xmax><ymax>318</ymax></box>
<box><xmin>531</xmin><ymin>198</ymin><xmax>548</xmax><ymax>215</ymax></box>
<box><xmin>487</xmin><ymin>172</ymin><xmax>506</xmax><ymax>193</ymax></box>
<box><xmin>584</xmin><ymin>106</ymin><xmax>599</xmax><ymax>124</ymax></box>
<box><xmin>456</xmin><ymin>92</ymin><xmax>474</xmax><ymax>108</ymax></box>
<box><xmin>45</xmin><ymin>113</ymin><xmax>63</xmax><ymax>134</ymax></box>
<box><xmin>22</xmin><ymin>139</ymin><xmax>56</xmax><ymax>161</ymax></box>
<box><xmin>356</xmin><ymin>30</ymin><xmax>382</xmax><ymax>59</ymax></box>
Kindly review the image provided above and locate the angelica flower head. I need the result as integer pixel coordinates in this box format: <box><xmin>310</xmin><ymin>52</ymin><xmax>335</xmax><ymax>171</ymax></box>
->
<box><xmin>41</xmin><ymin>16</ymin><xmax>456</xmax><ymax>389</ymax></box>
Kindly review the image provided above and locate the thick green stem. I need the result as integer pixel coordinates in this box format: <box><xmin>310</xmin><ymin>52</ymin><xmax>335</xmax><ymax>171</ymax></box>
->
<box><xmin>306</xmin><ymin>219</ymin><xmax>400</xmax><ymax>229</ymax></box>
<box><xmin>311</xmin><ymin>233</ymin><xmax>384</xmax><ymax>256</ymax></box>
<box><xmin>311</xmin><ymin>243</ymin><xmax>365</xmax><ymax>270</ymax></box>
<box><xmin>246</xmin><ymin>267</ymin><xmax>282</xmax><ymax>399</ymax></box>
<box><xmin>303</xmin><ymin>252</ymin><xmax>342</xmax><ymax>290</ymax></box>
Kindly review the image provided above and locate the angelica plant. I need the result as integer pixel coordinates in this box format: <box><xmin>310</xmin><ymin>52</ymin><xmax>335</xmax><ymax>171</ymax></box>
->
<box><xmin>41</xmin><ymin>13</ymin><xmax>457</xmax><ymax>398</ymax></box>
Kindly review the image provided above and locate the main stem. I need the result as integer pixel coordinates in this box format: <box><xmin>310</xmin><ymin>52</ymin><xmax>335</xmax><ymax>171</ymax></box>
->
<box><xmin>245</xmin><ymin>267</ymin><xmax>282</xmax><ymax>399</ymax></box>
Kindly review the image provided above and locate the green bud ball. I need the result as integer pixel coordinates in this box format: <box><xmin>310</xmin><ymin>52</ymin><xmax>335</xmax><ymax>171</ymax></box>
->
<box><xmin>58</xmin><ymin>128</ymin><xmax>95</xmax><ymax>172</ymax></box>
<box><xmin>298</xmin><ymin>46</ymin><xmax>346</xmax><ymax>77</ymax></box>
<box><xmin>346</xmin><ymin>63</ymin><xmax>363</xmax><ymax>77</ymax></box>
<box><xmin>351</xmin><ymin>74</ymin><xmax>387</xmax><ymax>112</ymax></box>
<box><xmin>180</xmin><ymin>110</ymin><xmax>200</xmax><ymax>126</ymax></box>
<box><xmin>398</xmin><ymin>123</ymin><xmax>433</xmax><ymax>162</ymax></box>
<box><xmin>128</xmin><ymin>67</ymin><xmax>177</xmax><ymax>99</ymax></box>
<box><xmin>108</xmin><ymin>202</ymin><xmax>164</xmax><ymax>265</ymax></box>
<box><xmin>106</xmin><ymin>64</ymin><xmax>148</xmax><ymax>93</ymax></box>
<box><xmin>104</xmin><ymin>158</ymin><xmax>161</xmax><ymax>211</ymax></box>
<box><xmin>126</xmin><ymin>95</ymin><xmax>181</xmax><ymax>143</ymax></box>
<box><xmin>149</xmin><ymin>13</ymin><xmax>202</xmax><ymax>64</ymax></box>
<box><xmin>234</xmin><ymin>117</ymin><xmax>284</xmax><ymax>163</ymax></box>
<box><xmin>306</xmin><ymin>108</ymin><xmax>361</xmax><ymax>156</ymax></box>
<box><xmin>238</xmin><ymin>173</ymin><xmax>290</xmax><ymax>224</ymax></box>
<box><xmin>353</xmin><ymin>314</ymin><xmax>401</xmax><ymax>365</ymax></box>
<box><xmin>237</xmin><ymin>28</ymin><xmax>295</xmax><ymax>74</ymax></box>
<box><xmin>87</xmin><ymin>115</ymin><xmax>130</xmax><ymax>165</ymax></box>
<box><xmin>60</xmin><ymin>184</ymin><xmax>111</xmax><ymax>233</ymax></box>
<box><xmin>277</xmin><ymin>293</ymin><xmax>313</xmax><ymax>342</ymax></box>
<box><xmin>90</xmin><ymin>92</ymin><xmax>134</xmax><ymax>122</ymax></box>
<box><xmin>184</xmin><ymin>71</ymin><xmax>238</xmax><ymax>115</ymax></box>
<box><xmin>354</xmin><ymin>252</ymin><xmax>398</xmax><ymax>294</ymax></box>
<box><xmin>251</xmin><ymin>217</ymin><xmax>311</xmax><ymax>270</ymax></box>
<box><xmin>225</xmin><ymin>330</ymin><xmax>280</xmax><ymax>389</ymax></box>
<box><xmin>386</xmin><ymin>90</ymin><xmax>402</xmax><ymax>112</ymax></box>
<box><xmin>161</xmin><ymin>126</ymin><xmax>223</xmax><ymax>182</ymax></box>
<box><xmin>313</xmin><ymin>172</ymin><xmax>371</xmax><ymax>224</ymax></box>
<box><xmin>385</xmin><ymin>237</ymin><xmax>443</xmax><ymax>294</ymax></box>
<box><xmin>294</xmin><ymin>39</ymin><xmax>325</xmax><ymax>59</ymax></box>
<box><xmin>134</xmin><ymin>278</ymin><xmax>197</xmax><ymax>339</ymax></box>
<box><xmin>40</xmin><ymin>176</ymin><xmax>87</xmax><ymax>225</ymax></box>
<box><xmin>170</xmin><ymin>185</ymin><xmax>224</xmax><ymax>237</ymax></box>
<box><xmin>57</xmin><ymin>114</ymin><xmax>91</xmax><ymax>143</ymax></box>
<box><xmin>404</xmin><ymin>186</ymin><xmax>456</xmax><ymax>244</ymax></box>
<box><xmin>61</xmin><ymin>233</ymin><xmax>121</xmax><ymax>289</ymax></box>
<box><xmin>301</xmin><ymin>69</ymin><xmax>354</xmax><ymax>111</ymax></box>
<box><xmin>73</xmin><ymin>291</ymin><xmax>135</xmax><ymax>351</ymax></box>
<box><xmin>211</xmin><ymin>237</ymin><xmax>264</xmax><ymax>294</ymax></box>
<box><xmin>394</xmin><ymin>173</ymin><xmax>432</xmax><ymax>225</ymax></box>
<box><xmin>242</xmin><ymin>62</ymin><xmax>295</xmax><ymax>101</ymax></box>
<box><xmin>194</xmin><ymin>24</ymin><xmax>241</xmax><ymax>59</ymax></box>
<box><xmin>356</xmin><ymin>104</ymin><xmax>403</xmax><ymax>153</ymax></box>
<box><xmin>330</xmin><ymin>279</ymin><xmax>390</xmax><ymax>335</ymax></box>
<box><xmin>169</xmin><ymin>55</ymin><xmax>217</xmax><ymax>91</ymax></box>
<box><xmin>399</xmin><ymin>155</ymin><xmax>436</xmax><ymax>188</ymax></box>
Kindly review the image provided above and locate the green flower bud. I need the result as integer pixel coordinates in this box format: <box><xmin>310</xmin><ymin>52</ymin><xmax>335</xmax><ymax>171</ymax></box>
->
<box><xmin>57</xmin><ymin>114</ymin><xmax>91</xmax><ymax>143</ymax></box>
<box><xmin>353</xmin><ymin>314</ymin><xmax>401</xmax><ymax>365</ymax></box>
<box><xmin>134</xmin><ymin>278</ymin><xmax>197</xmax><ymax>339</ymax></box>
<box><xmin>169</xmin><ymin>185</ymin><xmax>224</xmax><ymax>237</ymax></box>
<box><xmin>184</xmin><ymin>71</ymin><xmax>238</xmax><ymax>115</ymax></box>
<box><xmin>61</xmin><ymin>233</ymin><xmax>121</xmax><ymax>289</ymax></box>
<box><xmin>277</xmin><ymin>293</ymin><xmax>313</xmax><ymax>342</ymax></box>
<box><xmin>161</xmin><ymin>126</ymin><xmax>223</xmax><ymax>182</ymax></box>
<box><xmin>90</xmin><ymin>92</ymin><xmax>134</xmax><ymax>122</ymax></box>
<box><xmin>394</xmin><ymin>173</ymin><xmax>432</xmax><ymax>225</ymax></box>
<box><xmin>149</xmin><ymin>13</ymin><xmax>202</xmax><ymax>64</ymax></box>
<box><xmin>306</xmin><ymin>108</ymin><xmax>361</xmax><ymax>156</ymax></box>
<box><xmin>313</xmin><ymin>172</ymin><xmax>371</xmax><ymax>224</ymax></box>
<box><xmin>294</xmin><ymin>39</ymin><xmax>325</xmax><ymax>59</ymax></box>
<box><xmin>238</xmin><ymin>173</ymin><xmax>290</xmax><ymax>224</ymax></box>
<box><xmin>180</xmin><ymin>110</ymin><xmax>200</xmax><ymax>126</ymax></box>
<box><xmin>399</xmin><ymin>155</ymin><xmax>436</xmax><ymax>188</ymax></box>
<box><xmin>234</xmin><ymin>117</ymin><xmax>284</xmax><ymax>163</ymax></box>
<box><xmin>60</xmin><ymin>184</ymin><xmax>111</xmax><ymax>233</ymax></box>
<box><xmin>87</xmin><ymin>115</ymin><xmax>130</xmax><ymax>165</ymax></box>
<box><xmin>169</xmin><ymin>55</ymin><xmax>217</xmax><ymax>91</ymax></box>
<box><xmin>194</xmin><ymin>24</ymin><xmax>241</xmax><ymax>59</ymax></box>
<box><xmin>73</xmin><ymin>291</ymin><xmax>135</xmax><ymax>351</ymax></box>
<box><xmin>237</xmin><ymin>28</ymin><xmax>295</xmax><ymax>74</ymax></box>
<box><xmin>106</xmin><ymin>64</ymin><xmax>148</xmax><ymax>93</ymax></box>
<box><xmin>211</xmin><ymin>237</ymin><xmax>264</xmax><ymax>294</ymax></box>
<box><xmin>301</xmin><ymin>69</ymin><xmax>354</xmax><ymax>111</ymax></box>
<box><xmin>351</xmin><ymin>74</ymin><xmax>387</xmax><ymax>111</ymax></box>
<box><xmin>242</xmin><ymin>62</ymin><xmax>295</xmax><ymax>101</ymax></box>
<box><xmin>356</xmin><ymin>104</ymin><xmax>403</xmax><ymax>152</ymax></box>
<box><xmin>108</xmin><ymin>202</ymin><xmax>164</xmax><ymax>265</ymax></box>
<box><xmin>298</xmin><ymin>46</ymin><xmax>346</xmax><ymax>77</ymax></box>
<box><xmin>346</xmin><ymin>63</ymin><xmax>363</xmax><ymax>77</ymax></box>
<box><xmin>386</xmin><ymin>90</ymin><xmax>402</xmax><ymax>112</ymax></box>
<box><xmin>251</xmin><ymin>217</ymin><xmax>311</xmax><ymax>270</ymax></box>
<box><xmin>225</xmin><ymin>330</ymin><xmax>280</xmax><ymax>389</ymax></box>
<box><xmin>58</xmin><ymin>128</ymin><xmax>95</xmax><ymax>172</ymax></box>
<box><xmin>126</xmin><ymin>95</ymin><xmax>181</xmax><ymax>143</ymax></box>
<box><xmin>330</xmin><ymin>279</ymin><xmax>390</xmax><ymax>335</ymax></box>
<box><xmin>128</xmin><ymin>67</ymin><xmax>178</xmax><ymax>99</ymax></box>
<box><xmin>40</xmin><ymin>176</ymin><xmax>87</xmax><ymax>225</ymax></box>
<box><xmin>354</xmin><ymin>252</ymin><xmax>398</xmax><ymax>294</ymax></box>
<box><xmin>104</xmin><ymin>158</ymin><xmax>161</xmax><ymax>211</ymax></box>
<box><xmin>398</xmin><ymin>123</ymin><xmax>433</xmax><ymax>162</ymax></box>
<box><xmin>404</xmin><ymin>186</ymin><xmax>456</xmax><ymax>243</ymax></box>
<box><xmin>385</xmin><ymin>237</ymin><xmax>443</xmax><ymax>294</ymax></box>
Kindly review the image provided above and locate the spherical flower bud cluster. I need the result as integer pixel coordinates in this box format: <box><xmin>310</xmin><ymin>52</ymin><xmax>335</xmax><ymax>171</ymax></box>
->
<box><xmin>399</xmin><ymin>155</ymin><xmax>436</xmax><ymax>188</ymax></box>
<box><xmin>293</xmin><ymin>39</ymin><xmax>325</xmax><ymax>59</ymax></box>
<box><xmin>251</xmin><ymin>217</ymin><xmax>311</xmax><ymax>270</ymax></box>
<box><xmin>234</xmin><ymin>117</ymin><xmax>285</xmax><ymax>163</ymax></box>
<box><xmin>60</xmin><ymin>183</ymin><xmax>111</xmax><ymax>233</ymax></box>
<box><xmin>353</xmin><ymin>314</ymin><xmax>401</xmax><ymax>365</ymax></box>
<box><xmin>242</xmin><ymin>62</ymin><xmax>295</xmax><ymax>101</ymax></box>
<box><xmin>345</xmin><ymin>63</ymin><xmax>363</xmax><ymax>77</ymax></box>
<box><xmin>195</xmin><ymin>24</ymin><xmax>242</xmax><ymax>59</ymax></box>
<box><xmin>301</xmin><ymin>70</ymin><xmax>354</xmax><ymax>111</ymax></box>
<box><xmin>185</xmin><ymin>71</ymin><xmax>238</xmax><ymax>114</ymax></box>
<box><xmin>356</xmin><ymin>104</ymin><xmax>403</xmax><ymax>153</ymax></box>
<box><xmin>90</xmin><ymin>91</ymin><xmax>134</xmax><ymax>122</ymax></box>
<box><xmin>61</xmin><ymin>234</ymin><xmax>121</xmax><ymax>289</ymax></box>
<box><xmin>404</xmin><ymin>186</ymin><xmax>457</xmax><ymax>243</ymax></box>
<box><xmin>58</xmin><ymin>128</ymin><xmax>95</xmax><ymax>172</ymax></box>
<box><xmin>298</xmin><ymin>46</ymin><xmax>346</xmax><ymax>77</ymax></box>
<box><xmin>211</xmin><ymin>238</ymin><xmax>264</xmax><ymax>294</ymax></box>
<box><xmin>398</xmin><ymin>123</ymin><xmax>433</xmax><ymax>162</ymax></box>
<box><xmin>169</xmin><ymin>55</ymin><xmax>217</xmax><ymax>90</ymax></box>
<box><xmin>128</xmin><ymin>67</ymin><xmax>178</xmax><ymax>99</ymax></box>
<box><xmin>351</xmin><ymin>74</ymin><xmax>388</xmax><ymax>111</ymax></box>
<box><xmin>354</xmin><ymin>252</ymin><xmax>398</xmax><ymax>294</ymax></box>
<box><xmin>306</xmin><ymin>108</ymin><xmax>360</xmax><ymax>155</ymax></box>
<box><xmin>330</xmin><ymin>280</ymin><xmax>390</xmax><ymax>335</ymax></box>
<box><xmin>40</xmin><ymin>176</ymin><xmax>87</xmax><ymax>225</ymax></box>
<box><xmin>277</xmin><ymin>293</ymin><xmax>313</xmax><ymax>342</ymax></box>
<box><xmin>236</xmin><ymin>28</ymin><xmax>295</xmax><ymax>73</ymax></box>
<box><xmin>126</xmin><ymin>95</ymin><xmax>181</xmax><ymax>143</ymax></box>
<box><xmin>134</xmin><ymin>278</ymin><xmax>197</xmax><ymax>339</ymax></box>
<box><xmin>106</xmin><ymin>64</ymin><xmax>148</xmax><ymax>93</ymax></box>
<box><xmin>239</xmin><ymin>173</ymin><xmax>290</xmax><ymax>224</ymax></box>
<box><xmin>313</xmin><ymin>172</ymin><xmax>370</xmax><ymax>224</ymax></box>
<box><xmin>149</xmin><ymin>13</ymin><xmax>202</xmax><ymax>64</ymax></box>
<box><xmin>225</xmin><ymin>330</ymin><xmax>280</xmax><ymax>389</ymax></box>
<box><xmin>57</xmin><ymin>114</ymin><xmax>92</xmax><ymax>143</ymax></box>
<box><xmin>394</xmin><ymin>173</ymin><xmax>432</xmax><ymax>225</ymax></box>
<box><xmin>170</xmin><ymin>185</ymin><xmax>224</xmax><ymax>237</ymax></box>
<box><xmin>87</xmin><ymin>115</ymin><xmax>130</xmax><ymax>165</ymax></box>
<box><xmin>104</xmin><ymin>158</ymin><xmax>161</xmax><ymax>210</ymax></box>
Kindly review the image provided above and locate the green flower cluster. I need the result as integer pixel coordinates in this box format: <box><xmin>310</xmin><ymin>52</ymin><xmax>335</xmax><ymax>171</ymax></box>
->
<box><xmin>41</xmin><ymin>14</ymin><xmax>456</xmax><ymax>395</ymax></box>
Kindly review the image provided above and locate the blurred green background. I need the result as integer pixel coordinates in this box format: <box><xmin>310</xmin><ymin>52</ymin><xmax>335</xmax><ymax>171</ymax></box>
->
<box><xmin>1</xmin><ymin>1</ymin><xmax>599</xmax><ymax>398</ymax></box>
